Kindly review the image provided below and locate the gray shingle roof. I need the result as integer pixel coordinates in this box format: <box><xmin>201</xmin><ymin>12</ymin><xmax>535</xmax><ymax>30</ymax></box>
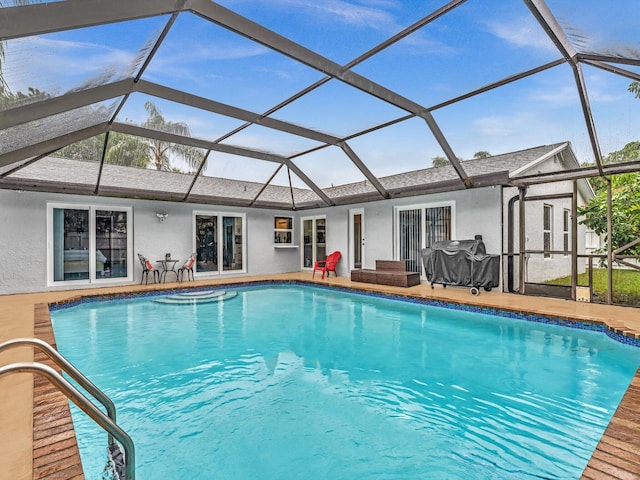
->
<box><xmin>0</xmin><ymin>142</ymin><xmax>569</xmax><ymax>208</ymax></box>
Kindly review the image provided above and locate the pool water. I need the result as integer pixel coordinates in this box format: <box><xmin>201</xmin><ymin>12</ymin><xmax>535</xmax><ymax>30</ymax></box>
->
<box><xmin>51</xmin><ymin>285</ymin><xmax>640</xmax><ymax>479</ymax></box>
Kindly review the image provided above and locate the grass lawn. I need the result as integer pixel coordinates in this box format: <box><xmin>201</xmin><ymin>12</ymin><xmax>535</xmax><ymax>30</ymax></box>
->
<box><xmin>548</xmin><ymin>268</ymin><xmax>640</xmax><ymax>305</ymax></box>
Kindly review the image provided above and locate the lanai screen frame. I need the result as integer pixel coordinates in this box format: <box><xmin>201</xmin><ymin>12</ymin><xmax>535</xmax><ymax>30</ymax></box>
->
<box><xmin>0</xmin><ymin>0</ymin><xmax>640</xmax><ymax>209</ymax></box>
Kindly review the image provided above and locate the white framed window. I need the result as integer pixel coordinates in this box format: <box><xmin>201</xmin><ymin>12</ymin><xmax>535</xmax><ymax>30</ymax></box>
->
<box><xmin>394</xmin><ymin>201</ymin><xmax>455</xmax><ymax>273</ymax></box>
<box><xmin>274</xmin><ymin>216</ymin><xmax>293</xmax><ymax>245</ymax></box>
<box><xmin>563</xmin><ymin>208</ymin><xmax>570</xmax><ymax>256</ymax></box>
<box><xmin>193</xmin><ymin>211</ymin><xmax>246</xmax><ymax>275</ymax></box>
<box><xmin>543</xmin><ymin>204</ymin><xmax>553</xmax><ymax>259</ymax></box>
<box><xmin>47</xmin><ymin>203</ymin><xmax>133</xmax><ymax>286</ymax></box>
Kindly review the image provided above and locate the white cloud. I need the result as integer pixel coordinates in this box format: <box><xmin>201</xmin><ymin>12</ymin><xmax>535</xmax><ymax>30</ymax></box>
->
<box><xmin>474</xmin><ymin>112</ymin><xmax>537</xmax><ymax>137</ymax></box>
<box><xmin>486</xmin><ymin>16</ymin><xmax>556</xmax><ymax>52</ymax></box>
<box><xmin>474</xmin><ymin>115</ymin><xmax>514</xmax><ymax>137</ymax></box>
<box><xmin>583</xmin><ymin>72</ymin><xmax>627</xmax><ymax>103</ymax></box>
<box><xmin>530</xmin><ymin>85</ymin><xmax>578</xmax><ymax>106</ymax></box>
<box><xmin>268</xmin><ymin>0</ymin><xmax>397</xmax><ymax>31</ymax></box>
<box><xmin>151</xmin><ymin>43</ymin><xmax>267</xmax><ymax>68</ymax></box>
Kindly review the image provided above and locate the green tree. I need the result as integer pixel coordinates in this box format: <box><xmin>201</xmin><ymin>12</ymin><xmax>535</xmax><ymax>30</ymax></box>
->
<box><xmin>0</xmin><ymin>0</ymin><xmax>36</xmax><ymax>98</ymax></box>
<box><xmin>55</xmin><ymin>134</ymin><xmax>106</xmax><ymax>161</ymax></box>
<box><xmin>582</xmin><ymin>141</ymin><xmax>640</xmax><ymax>195</ymax></box>
<box><xmin>431</xmin><ymin>155</ymin><xmax>449</xmax><ymax>167</ymax></box>
<box><xmin>0</xmin><ymin>86</ymin><xmax>49</xmax><ymax>110</ymax></box>
<box><xmin>578</xmin><ymin>82</ymin><xmax>640</xmax><ymax>254</ymax></box>
<box><xmin>141</xmin><ymin>101</ymin><xmax>203</xmax><ymax>171</ymax></box>
<box><xmin>578</xmin><ymin>172</ymin><xmax>640</xmax><ymax>255</ymax></box>
<box><xmin>578</xmin><ymin>141</ymin><xmax>640</xmax><ymax>255</ymax></box>
<box><xmin>103</xmin><ymin>133</ymin><xmax>151</xmax><ymax>168</ymax></box>
<box><xmin>55</xmin><ymin>101</ymin><xmax>203</xmax><ymax>171</ymax></box>
<box><xmin>473</xmin><ymin>151</ymin><xmax>491</xmax><ymax>159</ymax></box>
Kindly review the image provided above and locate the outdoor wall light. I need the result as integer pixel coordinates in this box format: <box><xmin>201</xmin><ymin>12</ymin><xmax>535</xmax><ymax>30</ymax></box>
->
<box><xmin>156</xmin><ymin>212</ymin><xmax>169</xmax><ymax>223</ymax></box>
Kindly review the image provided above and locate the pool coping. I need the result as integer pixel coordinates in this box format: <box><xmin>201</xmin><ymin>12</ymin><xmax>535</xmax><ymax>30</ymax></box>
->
<box><xmin>35</xmin><ymin>280</ymin><xmax>640</xmax><ymax>480</ymax></box>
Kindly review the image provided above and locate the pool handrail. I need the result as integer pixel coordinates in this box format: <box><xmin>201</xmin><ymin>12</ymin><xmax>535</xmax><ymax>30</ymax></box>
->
<box><xmin>0</xmin><ymin>361</ymin><xmax>135</xmax><ymax>480</ymax></box>
<box><xmin>0</xmin><ymin>337</ymin><xmax>117</xmax><ymax>444</ymax></box>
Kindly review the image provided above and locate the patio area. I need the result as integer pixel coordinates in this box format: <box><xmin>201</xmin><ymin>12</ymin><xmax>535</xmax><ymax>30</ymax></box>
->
<box><xmin>1</xmin><ymin>272</ymin><xmax>639</xmax><ymax>480</ymax></box>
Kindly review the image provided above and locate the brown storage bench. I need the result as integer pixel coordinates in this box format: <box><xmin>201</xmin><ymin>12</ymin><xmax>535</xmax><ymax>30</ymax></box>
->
<box><xmin>351</xmin><ymin>260</ymin><xmax>421</xmax><ymax>288</ymax></box>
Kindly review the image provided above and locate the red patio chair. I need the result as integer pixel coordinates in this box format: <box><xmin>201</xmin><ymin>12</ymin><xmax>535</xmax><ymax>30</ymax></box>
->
<box><xmin>312</xmin><ymin>251</ymin><xmax>341</xmax><ymax>279</ymax></box>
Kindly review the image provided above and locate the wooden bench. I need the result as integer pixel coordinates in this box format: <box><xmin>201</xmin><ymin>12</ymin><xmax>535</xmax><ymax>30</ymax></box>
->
<box><xmin>351</xmin><ymin>260</ymin><xmax>421</xmax><ymax>288</ymax></box>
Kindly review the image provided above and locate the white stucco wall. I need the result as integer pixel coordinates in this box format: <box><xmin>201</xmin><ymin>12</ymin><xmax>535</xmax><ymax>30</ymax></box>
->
<box><xmin>502</xmin><ymin>179</ymin><xmax>591</xmax><ymax>287</ymax></box>
<box><xmin>0</xmin><ymin>185</ymin><xmax>503</xmax><ymax>294</ymax></box>
<box><xmin>292</xmin><ymin>186</ymin><xmax>502</xmax><ymax>279</ymax></box>
<box><xmin>0</xmin><ymin>190</ymin><xmax>301</xmax><ymax>294</ymax></box>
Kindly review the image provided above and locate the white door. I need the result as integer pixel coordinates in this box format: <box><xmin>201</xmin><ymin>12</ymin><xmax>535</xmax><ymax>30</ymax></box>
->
<box><xmin>349</xmin><ymin>208</ymin><xmax>365</xmax><ymax>270</ymax></box>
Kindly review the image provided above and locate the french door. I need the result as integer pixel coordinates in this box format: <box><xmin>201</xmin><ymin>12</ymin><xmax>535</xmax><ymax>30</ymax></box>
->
<box><xmin>394</xmin><ymin>202</ymin><xmax>454</xmax><ymax>274</ymax></box>
<box><xmin>301</xmin><ymin>215</ymin><xmax>326</xmax><ymax>269</ymax></box>
<box><xmin>349</xmin><ymin>208</ymin><xmax>365</xmax><ymax>270</ymax></box>
<box><xmin>47</xmin><ymin>203</ymin><xmax>133</xmax><ymax>285</ymax></box>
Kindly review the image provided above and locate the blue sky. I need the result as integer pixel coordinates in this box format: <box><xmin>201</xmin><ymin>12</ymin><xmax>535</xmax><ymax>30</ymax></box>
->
<box><xmin>4</xmin><ymin>0</ymin><xmax>640</xmax><ymax>188</ymax></box>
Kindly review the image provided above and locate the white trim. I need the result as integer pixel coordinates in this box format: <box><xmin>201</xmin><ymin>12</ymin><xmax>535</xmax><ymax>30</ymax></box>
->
<box><xmin>349</xmin><ymin>208</ymin><xmax>365</xmax><ymax>270</ymax></box>
<box><xmin>509</xmin><ymin>142</ymin><xmax>569</xmax><ymax>177</ymax></box>
<box><xmin>46</xmin><ymin>202</ymin><xmax>134</xmax><ymax>287</ymax></box>
<box><xmin>393</xmin><ymin>200</ymin><xmax>456</xmax><ymax>261</ymax></box>
<box><xmin>192</xmin><ymin>210</ymin><xmax>247</xmax><ymax>276</ymax></box>
<box><xmin>300</xmin><ymin>214</ymin><xmax>326</xmax><ymax>270</ymax></box>
<box><xmin>543</xmin><ymin>203</ymin><xmax>553</xmax><ymax>259</ymax></box>
<box><xmin>274</xmin><ymin>215</ymin><xmax>294</xmax><ymax>246</ymax></box>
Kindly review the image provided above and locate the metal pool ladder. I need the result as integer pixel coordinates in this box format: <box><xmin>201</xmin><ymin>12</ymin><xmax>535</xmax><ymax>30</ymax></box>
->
<box><xmin>0</xmin><ymin>337</ymin><xmax>135</xmax><ymax>480</ymax></box>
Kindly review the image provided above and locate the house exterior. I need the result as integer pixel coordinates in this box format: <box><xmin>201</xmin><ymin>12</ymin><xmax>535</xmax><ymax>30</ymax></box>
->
<box><xmin>0</xmin><ymin>142</ymin><xmax>593</xmax><ymax>296</ymax></box>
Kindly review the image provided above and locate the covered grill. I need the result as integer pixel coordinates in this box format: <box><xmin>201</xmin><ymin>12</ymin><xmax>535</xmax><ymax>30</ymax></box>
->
<box><xmin>421</xmin><ymin>235</ymin><xmax>500</xmax><ymax>295</ymax></box>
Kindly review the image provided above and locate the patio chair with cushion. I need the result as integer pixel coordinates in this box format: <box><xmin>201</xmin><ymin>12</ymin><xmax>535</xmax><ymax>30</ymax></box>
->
<box><xmin>178</xmin><ymin>253</ymin><xmax>196</xmax><ymax>282</ymax></box>
<box><xmin>312</xmin><ymin>251</ymin><xmax>341</xmax><ymax>279</ymax></box>
<box><xmin>138</xmin><ymin>253</ymin><xmax>160</xmax><ymax>284</ymax></box>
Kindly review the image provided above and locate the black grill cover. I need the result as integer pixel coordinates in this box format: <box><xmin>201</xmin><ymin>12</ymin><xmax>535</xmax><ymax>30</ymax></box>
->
<box><xmin>421</xmin><ymin>235</ymin><xmax>500</xmax><ymax>288</ymax></box>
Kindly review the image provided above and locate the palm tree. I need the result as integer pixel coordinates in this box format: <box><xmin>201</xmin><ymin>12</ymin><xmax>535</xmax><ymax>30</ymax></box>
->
<box><xmin>142</xmin><ymin>101</ymin><xmax>204</xmax><ymax>171</ymax></box>
<box><xmin>105</xmin><ymin>132</ymin><xmax>152</xmax><ymax>168</ymax></box>
<box><xmin>54</xmin><ymin>101</ymin><xmax>203</xmax><ymax>171</ymax></box>
<box><xmin>0</xmin><ymin>0</ymin><xmax>35</xmax><ymax>97</ymax></box>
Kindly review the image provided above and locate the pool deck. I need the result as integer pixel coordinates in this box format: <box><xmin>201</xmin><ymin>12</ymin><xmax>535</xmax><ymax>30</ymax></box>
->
<box><xmin>1</xmin><ymin>272</ymin><xmax>639</xmax><ymax>480</ymax></box>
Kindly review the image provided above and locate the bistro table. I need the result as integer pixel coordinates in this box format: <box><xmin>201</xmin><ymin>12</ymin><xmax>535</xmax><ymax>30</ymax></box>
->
<box><xmin>157</xmin><ymin>259</ymin><xmax>179</xmax><ymax>283</ymax></box>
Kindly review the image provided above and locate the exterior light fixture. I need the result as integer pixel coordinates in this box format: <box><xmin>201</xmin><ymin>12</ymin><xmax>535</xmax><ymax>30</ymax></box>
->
<box><xmin>156</xmin><ymin>213</ymin><xmax>169</xmax><ymax>223</ymax></box>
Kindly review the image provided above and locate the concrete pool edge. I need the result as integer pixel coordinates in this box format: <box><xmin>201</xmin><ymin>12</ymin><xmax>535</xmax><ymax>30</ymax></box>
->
<box><xmin>29</xmin><ymin>277</ymin><xmax>640</xmax><ymax>479</ymax></box>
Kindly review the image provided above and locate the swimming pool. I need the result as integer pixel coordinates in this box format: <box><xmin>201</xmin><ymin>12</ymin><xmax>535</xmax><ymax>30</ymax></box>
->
<box><xmin>51</xmin><ymin>284</ymin><xmax>640</xmax><ymax>479</ymax></box>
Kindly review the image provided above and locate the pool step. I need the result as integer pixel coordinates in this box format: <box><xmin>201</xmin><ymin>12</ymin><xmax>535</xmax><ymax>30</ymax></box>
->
<box><xmin>165</xmin><ymin>290</ymin><xmax>226</xmax><ymax>300</ymax></box>
<box><xmin>152</xmin><ymin>291</ymin><xmax>238</xmax><ymax>304</ymax></box>
<box><xmin>107</xmin><ymin>443</ymin><xmax>125</xmax><ymax>480</ymax></box>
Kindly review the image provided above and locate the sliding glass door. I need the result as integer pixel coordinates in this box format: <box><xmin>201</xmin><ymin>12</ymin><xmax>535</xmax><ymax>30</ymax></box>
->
<box><xmin>194</xmin><ymin>211</ymin><xmax>245</xmax><ymax>275</ymax></box>
<box><xmin>394</xmin><ymin>202</ymin><xmax>454</xmax><ymax>274</ymax></box>
<box><xmin>48</xmin><ymin>204</ymin><xmax>132</xmax><ymax>285</ymax></box>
